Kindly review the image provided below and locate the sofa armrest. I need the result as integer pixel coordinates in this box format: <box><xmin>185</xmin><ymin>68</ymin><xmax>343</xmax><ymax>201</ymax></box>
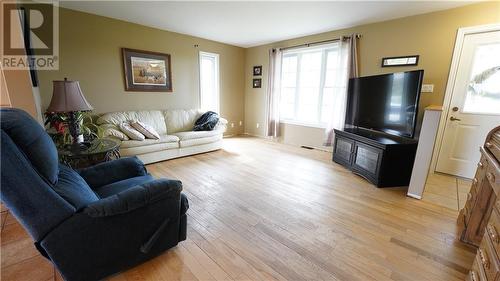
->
<box><xmin>78</xmin><ymin>156</ymin><xmax>148</xmax><ymax>189</ymax></box>
<box><xmin>218</xmin><ymin>117</ymin><xmax>228</xmax><ymax>126</ymax></box>
<box><xmin>214</xmin><ymin>117</ymin><xmax>228</xmax><ymax>133</ymax></box>
<box><xmin>84</xmin><ymin>179</ymin><xmax>182</xmax><ymax>217</ymax></box>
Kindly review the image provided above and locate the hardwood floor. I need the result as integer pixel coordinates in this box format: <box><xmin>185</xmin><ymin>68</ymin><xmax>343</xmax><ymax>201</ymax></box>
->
<box><xmin>422</xmin><ymin>173</ymin><xmax>472</xmax><ymax>211</ymax></box>
<box><xmin>1</xmin><ymin>136</ymin><xmax>475</xmax><ymax>280</ymax></box>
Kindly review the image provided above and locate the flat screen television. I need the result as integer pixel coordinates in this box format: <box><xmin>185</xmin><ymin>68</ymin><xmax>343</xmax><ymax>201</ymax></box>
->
<box><xmin>345</xmin><ymin>70</ymin><xmax>424</xmax><ymax>138</ymax></box>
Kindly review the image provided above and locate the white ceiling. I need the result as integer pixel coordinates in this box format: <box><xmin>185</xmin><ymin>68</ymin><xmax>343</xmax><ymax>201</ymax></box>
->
<box><xmin>60</xmin><ymin>1</ymin><xmax>475</xmax><ymax>48</ymax></box>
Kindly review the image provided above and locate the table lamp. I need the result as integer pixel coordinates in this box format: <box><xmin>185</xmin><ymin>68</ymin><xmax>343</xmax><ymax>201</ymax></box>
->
<box><xmin>46</xmin><ymin>78</ymin><xmax>93</xmax><ymax>146</ymax></box>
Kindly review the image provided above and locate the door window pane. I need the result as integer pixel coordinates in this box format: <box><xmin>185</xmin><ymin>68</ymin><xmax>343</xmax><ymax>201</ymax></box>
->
<box><xmin>463</xmin><ymin>43</ymin><xmax>500</xmax><ymax>114</ymax></box>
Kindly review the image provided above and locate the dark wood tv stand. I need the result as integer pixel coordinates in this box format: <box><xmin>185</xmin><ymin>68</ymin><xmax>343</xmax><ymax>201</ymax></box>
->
<box><xmin>332</xmin><ymin>128</ymin><xmax>418</xmax><ymax>187</ymax></box>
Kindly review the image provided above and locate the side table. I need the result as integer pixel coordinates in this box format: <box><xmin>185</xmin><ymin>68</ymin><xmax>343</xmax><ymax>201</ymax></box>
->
<box><xmin>59</xmin><ymin>139</ymin><xmax>120</xmax><ymax>169</ymax></box>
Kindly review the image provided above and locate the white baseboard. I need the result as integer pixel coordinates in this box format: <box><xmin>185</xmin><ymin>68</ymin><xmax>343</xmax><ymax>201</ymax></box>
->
<box><xmin>241</xmin><ymin>133</ymin><xmax>332</xmax><ymax>152</ymax></box>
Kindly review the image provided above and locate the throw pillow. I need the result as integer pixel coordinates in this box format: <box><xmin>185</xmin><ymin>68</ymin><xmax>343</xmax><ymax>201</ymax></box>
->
<box><xmin>119</xmin><ymin>122</ymin><xmax>145</xmax><ymax>141</ymax></box>
<box><xmin>131</xmin><ymin>121</ymin><xmax>160</xmax><ymax>139</ymax></box>
<box><xmin>54</xmin><ymin>164</ymin><xmax>99</xmax><ymax>210</ymax></box>
<box><xmin>101</xmin><ymin>124</ymin><xmax>129</xmax><ymax>141</ymax></box>
<box><xmin>194</xmin><ymin>111</ymin><xmax>219</xmax><ymax>131</ymax></box>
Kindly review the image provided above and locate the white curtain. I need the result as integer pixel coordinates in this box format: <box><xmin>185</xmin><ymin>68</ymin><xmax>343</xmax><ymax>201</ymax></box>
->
<box><xmin>266</xmin><ymin>48</ymin><xmax>282</xmax><ymax>138</ymax></box>
<box><xmin>324</xmin><ymin>35</ymin><xmax>359</xmax><ymax>146</ymax></box>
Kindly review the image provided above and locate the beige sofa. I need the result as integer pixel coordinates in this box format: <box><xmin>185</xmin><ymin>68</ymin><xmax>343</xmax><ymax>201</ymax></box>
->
<box><xmin>97</xmin><ymin>109</ymin><xmax>227</xmax><ymax>164</ymax></box>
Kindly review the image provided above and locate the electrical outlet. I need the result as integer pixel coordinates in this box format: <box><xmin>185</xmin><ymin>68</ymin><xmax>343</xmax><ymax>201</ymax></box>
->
<box><xmin>256</xmin><ymin>123</ymin><xmax>260</xmax><ymax>128</ymax></box>
<box><xmin>421</xmin><ymin>84</ymin><xmax>434</xmax><ymax>93</ymax></box>
<box><xmin>239</xmin><ymin>121</ymin><xmax>243</xmax><ymax>126</ymax></box>
<box><xmin>231</xmin><ymin>123</ymin><xmax>235</xmax><ymax>128</ymax></box>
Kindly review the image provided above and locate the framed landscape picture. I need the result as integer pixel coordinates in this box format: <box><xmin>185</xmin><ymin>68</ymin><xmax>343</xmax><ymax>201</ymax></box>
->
<box><xmin>122</xmin><ymin>48</ymin><xmax>172</xmax><ymax>92</ymax></box>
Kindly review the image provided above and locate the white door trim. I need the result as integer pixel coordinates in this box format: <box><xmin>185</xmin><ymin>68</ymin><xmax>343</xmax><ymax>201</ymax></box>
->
<box><xmin>430</xmin><ymin>23</ymin><xmax>500</xmax><ymax>174</ymax></box>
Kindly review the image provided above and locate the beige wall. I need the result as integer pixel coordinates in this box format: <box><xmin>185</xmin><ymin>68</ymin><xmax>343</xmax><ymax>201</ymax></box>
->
<box><xmin>36</xmin><ymin>3</ymin><xmax>500</xmax><ymax>140</ymax></box>
<box><xmin>244</xmin><ymin>2</ymin><xmax>500</xmax><ymax>149</ymax></box>
<box><xmin>37</xmin><ymin>8</ymin><xmax>246</xmax><ymax>135</ymax></box>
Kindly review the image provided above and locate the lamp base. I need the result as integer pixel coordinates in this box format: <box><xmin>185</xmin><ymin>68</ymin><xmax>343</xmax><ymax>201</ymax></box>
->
<box><xmin>67</xmin><ymin>111</ymin><xmax>83</xmax><ymax>145</ymax></box>
<box><xmin>72</xmin><ymin>134</ymin><xmax>84</xmax><ymax>143</ymax></box>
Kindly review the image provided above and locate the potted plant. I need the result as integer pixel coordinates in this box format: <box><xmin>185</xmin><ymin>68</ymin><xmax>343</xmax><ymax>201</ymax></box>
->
<box><xmin>44</xmin><ymin>111</ymin><xmax>101</xmax><ymax>148</ymax></box>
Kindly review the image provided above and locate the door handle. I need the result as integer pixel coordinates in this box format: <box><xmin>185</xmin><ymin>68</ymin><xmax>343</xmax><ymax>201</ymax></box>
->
<box><xmin>450</xmin><ymin>116</ymin><xmax>461</xmax><ymax>121</ymax></box>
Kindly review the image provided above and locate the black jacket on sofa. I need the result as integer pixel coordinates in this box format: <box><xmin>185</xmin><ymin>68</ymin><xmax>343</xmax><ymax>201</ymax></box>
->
<box><xmin>0</xmin><ymin>108</ymin><xmax>188</xmax><ymax>281</ymax></box>
<box><xmin>193</xmin><ymin>111</ymin><xmax>219</xmax><ymax>131</ymax></box>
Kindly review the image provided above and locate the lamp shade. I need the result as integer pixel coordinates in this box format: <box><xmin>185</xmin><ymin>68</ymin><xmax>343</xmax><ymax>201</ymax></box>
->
<box><xmin>47</xmin><ymin>78</ymin><xmax>92</xmax><ymax>112</ymax></box>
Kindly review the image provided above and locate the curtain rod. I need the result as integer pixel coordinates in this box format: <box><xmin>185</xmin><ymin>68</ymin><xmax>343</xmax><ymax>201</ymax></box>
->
<box><xmin>278</xmin><ymin>34</ymin><xmax>361</xmax><ymax>52</ymax></box>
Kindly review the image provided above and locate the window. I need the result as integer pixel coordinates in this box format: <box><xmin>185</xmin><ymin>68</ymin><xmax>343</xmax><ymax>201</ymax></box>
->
<box><xmin>279</xmin><ymin>43</ymin><xmax>347</xmax><ymax>127</ymax></box>
<box><xmin>462</xmin><ymin>43</ymin><xmax>500</xmax><ymax>114</ymax></box>
<box><xmin>199</xmin><ymin>52</ymin><xmax>220</xmax><ymax>113</ymax></box>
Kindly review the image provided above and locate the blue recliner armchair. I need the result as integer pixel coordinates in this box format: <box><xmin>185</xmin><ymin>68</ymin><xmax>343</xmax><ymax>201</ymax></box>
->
<box><xmin>0</xmin><ymin>108</ymin><xmax>189</xmax><ymax>281</ymax></box>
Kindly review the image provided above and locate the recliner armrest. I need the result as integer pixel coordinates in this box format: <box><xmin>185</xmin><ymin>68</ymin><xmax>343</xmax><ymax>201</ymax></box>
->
<box><xmin>78</xmin><ymin>156</ymin><xmax>147</xmax><ymax>189</ymax></box>
<box><xmin>83</xmin><ymin>179</ymin><xmax>182</xmax><ymax>217</ymax></box>
<box><xmin>40</xmin><ymin>178</ymin><xmax>187</xmax><ymax>281</ymax></box>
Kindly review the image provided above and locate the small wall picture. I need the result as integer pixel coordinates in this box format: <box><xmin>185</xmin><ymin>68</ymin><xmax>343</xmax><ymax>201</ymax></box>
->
<box><xmin>122</xmin><ymin>48</ymin><xmax>172</xmax><ymax>92</ymax></box>
<box><xmin>253</xmin><ymin>65</ymin><xmax>262</xmax><ymax>76</ymax></box>
<box><xmin>253</xmin><ymin>78</ymin><xmax>262</xmax><ymax>88</ymax></box>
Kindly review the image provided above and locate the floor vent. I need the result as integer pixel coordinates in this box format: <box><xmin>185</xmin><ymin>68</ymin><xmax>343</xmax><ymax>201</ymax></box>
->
<box><xmin>300</xmin><ymin>145</ymin><xmax>314</xmax><ymax>150</ymax></box>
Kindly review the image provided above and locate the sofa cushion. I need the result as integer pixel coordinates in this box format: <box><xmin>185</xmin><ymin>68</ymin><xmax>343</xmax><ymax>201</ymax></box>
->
<box><xmin>95</xmin><ymin>174</ymin><xmax>154</xmax><ymax>198</ymax></box>
<box><xmin>173</xmin><ymin>129</ymin><xmax>224</xmax><ymax>141</ymax></box>
<box><xmin>119</xmin><ymin>122</ymin><xmax>145</xmax><ymax>141</ymax></box>
<box><xmin>131</xmin><ymin>121</ymin><xmax>160</xmax><ymax>139</ymax></box>
<box><xmin>97</xmin><ymin>110</ymin><xmax>167</xmax><ymax>135</ymax></box>
<box><xmin>54</xmin><ymin>164</ymin><xmax>99</xmax><ymax>209</ymax></box>
<box><xmin>179</xmin><ymin>134</ymin><xmax>223</xmax><ymax>148</ymax></box>
<box><xmin>164</xmin><ymin>109</ymin><xmax>203</xmax><ymax>134</ymax></box>
<box><xmin>120</xmin><ymin>134</ymin><xmax>179</xmax><ymax>148</ymax></box>
<box><xmin>101</xmin><ymin>124</ymin><xmax>129</xmax><ymax>141</ymax></box>
<box><xmin>121</xmin><ymin>142</ymin><xmax>180</xmax><ymax>156</ymax></box>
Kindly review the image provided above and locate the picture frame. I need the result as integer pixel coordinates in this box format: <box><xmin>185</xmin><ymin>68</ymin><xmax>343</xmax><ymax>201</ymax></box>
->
<box><xmin>253</xmin><ymin>78</ymin><xmax>262</xmax><ymax>88</ymax></box>
<box><xmin>253</xmin><ymin>65</ymin><xmax>262</xmax><ymax>76</ymax></box>
<box><xmin>122</xmin><ymin>48</ymin><xmax>172</xmax><ymax>92</ymax></box>
<box><xmin>381</xmin><ymin>55</ymin><xmax>419</xmax><ymax>67</ymax></box>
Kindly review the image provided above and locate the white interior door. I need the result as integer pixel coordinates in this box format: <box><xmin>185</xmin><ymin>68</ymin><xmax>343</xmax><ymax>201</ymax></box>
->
<box><xmin>436</xmin><ymin>30</ymin><xmax>500</xmax><ymax>178</ymax></box>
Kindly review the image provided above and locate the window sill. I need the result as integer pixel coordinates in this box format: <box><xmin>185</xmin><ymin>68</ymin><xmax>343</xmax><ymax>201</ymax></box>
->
<box><xmin>280</xmin><ymin>120</ymin><xmax>327</xmax><ymax>129</ymax></box>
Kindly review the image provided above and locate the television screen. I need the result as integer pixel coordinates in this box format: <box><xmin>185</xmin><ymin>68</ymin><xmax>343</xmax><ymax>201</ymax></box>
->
<box><xmin>345</xmin><ymin>70</ymin><xmax>424</xmax><ymax>138</ymax></box>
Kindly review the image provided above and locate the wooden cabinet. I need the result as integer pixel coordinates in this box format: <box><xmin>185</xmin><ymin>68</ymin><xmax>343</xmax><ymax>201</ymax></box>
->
<box><xmin>469</xmin><ymin>255</ymin><xmax>488</xmax><ymax>281</ymax></box>
<box><xmin>332</xmin><ymin>128</ymin><xmax>417</xmax><ymax>187</ymax></box>
<box><xmin>460</xmin><ymin>126</ymin><xmax>500</xmax><ymax>280</ymax></box>
<box><xmin>479</xmin><ymin>232</ymin><xmax>500</xmax><ymax>281</ymax></box>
